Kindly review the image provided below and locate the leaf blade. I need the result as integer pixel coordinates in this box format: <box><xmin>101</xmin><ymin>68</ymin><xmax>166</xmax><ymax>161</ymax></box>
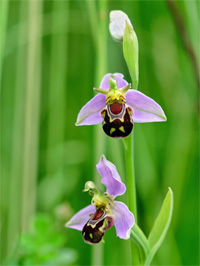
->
<box><xmin>145</xmin><ymin>187</ymin><xmax>174</xmax><ymax>265</ymax></box>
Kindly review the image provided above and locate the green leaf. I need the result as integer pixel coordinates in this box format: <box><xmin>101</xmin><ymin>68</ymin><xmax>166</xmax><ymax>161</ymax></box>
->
<box><xmin>145</xmin><ymin>187</ymin><xmax>174</xmax><ymax>265</ymax></box>
<box><xmin>131</xmin><ymin>223</ymin><xmax>149</xmax><ymax>256</ymax></box>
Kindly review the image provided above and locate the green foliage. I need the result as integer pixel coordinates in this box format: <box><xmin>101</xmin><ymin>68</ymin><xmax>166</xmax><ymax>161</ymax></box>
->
<box><xmin>131</xmin><ymin>188</ymin><xmax>173</xmax><ymax>265</ymax></box>
<box><xmin>8</xmin><ymin>214</ymin><xmax>77</xmax><ymax>265</ymax></box>
<box><xmin>146</xmin><ymin>188</ymin><xmax>173</xmax><ymax>265</ymax></box>
<box><xmin>148</xmin><ymin>188</ymin><xmax>173</xmax><ymax>250</ymax></box>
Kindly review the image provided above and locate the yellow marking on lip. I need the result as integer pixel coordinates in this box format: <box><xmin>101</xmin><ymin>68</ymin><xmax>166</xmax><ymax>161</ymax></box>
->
<box><xmin>119</xmin><ymin>126</ymin><xmax>125</xmax><ymax>133</ymax></box>
<box><xmin>110</xmin><ymin>128</ymin><xmax>116</xmax><ymax>135</ymax></box>
<box><xmin>89</xmin><ymin>233</ymin><xmax>93</xmax><ymax>239</ymax></box>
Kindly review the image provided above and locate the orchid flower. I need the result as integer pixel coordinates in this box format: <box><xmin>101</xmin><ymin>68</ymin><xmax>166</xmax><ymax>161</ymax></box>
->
<box><xmin>76</xmin><ymin>73</ymin><xmax>167</xmax><ymax>138</ymax></box>
<box><xmin>65</xmin><ymin>155</ymin><xmax>134</xmax><ymax>244</ymax></box>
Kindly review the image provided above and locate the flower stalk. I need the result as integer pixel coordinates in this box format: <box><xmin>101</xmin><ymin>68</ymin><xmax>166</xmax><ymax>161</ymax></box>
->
<box><xmin>131</xmin><ymin>224</ymin><xmax>149</xmax><ymax>257</ymax></box>
<box><xmin>123</xmin><ymin>134</ymin><xmax>137</xmax><ymax>222</ymax></box>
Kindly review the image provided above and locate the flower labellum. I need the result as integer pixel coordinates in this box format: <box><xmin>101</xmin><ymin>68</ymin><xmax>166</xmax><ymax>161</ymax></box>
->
<box><xmin>65</xmin><ymin>155</ymin><xmax>134</xmax><ymax>244</ymax></box>
<box><xmin>98</xmin><ymin>78</ymin><xmax>134</xmax><ymax>138</ymax></box>
<box><xmin>76</xmin><ymin>73</ymin><xmax>167</xmax><ymax>138</ymax></box>
<box><xmin>82</xmin><ymin>208</ymin><xmax>114</xmax><ymax>244</ymax></box>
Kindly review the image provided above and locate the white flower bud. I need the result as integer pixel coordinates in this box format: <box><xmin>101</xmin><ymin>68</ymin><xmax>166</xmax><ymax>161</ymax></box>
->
<box><xmin>109</xmin><ymin>10</ymin><xmax>133</xmax><ymax>42</ymax></box>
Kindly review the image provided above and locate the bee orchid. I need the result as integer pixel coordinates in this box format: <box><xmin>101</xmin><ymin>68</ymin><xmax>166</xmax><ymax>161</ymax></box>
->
<box><xmin>76</xmin><ymin>73</ymin><xmax>167</xmax><ymax>138</ymax></box>
<box><xmin>65</xmin><ymin>155</ymin><xmax>134</xmax><ymax>244</ymax></box>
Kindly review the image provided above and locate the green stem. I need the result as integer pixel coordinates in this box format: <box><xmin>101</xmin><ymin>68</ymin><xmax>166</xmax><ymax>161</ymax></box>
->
<box><xmin>124</xmin><ymin>134</ymin><xmax>137</xmax><ymax>222</ymax></box>
<box><xmin>131</xmin><ymin>224</ymin><xmax>149</xmax><ymax>257</ymax></box>
<box><xmin>144</xmin><ymin>251</ymin><xmax>155</xmax><ymax>266</ymax></box>
<box><xmin>124</xmin><ymin>133</ymin><xmax>140</xmax><ymax>266</ymax></box>
<box><xmin>0</xmin><ymin>0</ymin><xmax>9</xmax><ymax>87</ymax></box>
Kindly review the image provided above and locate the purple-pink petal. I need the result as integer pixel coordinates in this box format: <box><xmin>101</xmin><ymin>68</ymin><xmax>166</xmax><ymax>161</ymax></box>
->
<box><xmin>96</xmin><ymin>155</ymin><xmax>126</xmax><ymax>198</ymax></box>
<box><xmin>126</xmin><ymin>90</ymin><xmax>167</xmax><ymax>123</ymax></box>
<box><xmin>76</xmin><ymin>94</ymin><xmax>105</xmax><ymax>126</ymax></box>
<box><xmin>65</xmin><ymin>204</ymin><xmax>95</xmax><ymax>231</ymax></box>
<box><xmin>100</xmin><ymin>73</ymin><xmax>128</xmax><ymax>89</ymax></box>
<box><xmin>112</xmin><ymin>201</ymin><xmax>135</xmax><ymax>239</ymax></box>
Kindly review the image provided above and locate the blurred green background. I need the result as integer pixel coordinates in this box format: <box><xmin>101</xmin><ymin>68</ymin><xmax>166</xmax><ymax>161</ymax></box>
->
<box><xmin>1</xmin><ymin>0</ymin><xmax>199</xmax><ymax>265</ymax></box>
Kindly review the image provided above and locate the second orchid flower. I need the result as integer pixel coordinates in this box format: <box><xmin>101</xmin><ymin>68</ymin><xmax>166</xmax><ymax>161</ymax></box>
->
<box><xmin>65</xmin><ymin>155</ymin><xmax>134</xmax><ymax>244</ymax></box>
<box><xmin>76</xmin><ymin>73</ymin><xmax>166</xmax><ymax>138</ymax></box>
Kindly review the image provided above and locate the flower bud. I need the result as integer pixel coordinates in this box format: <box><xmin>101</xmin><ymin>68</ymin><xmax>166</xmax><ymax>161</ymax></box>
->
<box><xmin>109</xmin><ymin>10</ymin><xmax>133</xmax><ymax>42</ymax></box>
